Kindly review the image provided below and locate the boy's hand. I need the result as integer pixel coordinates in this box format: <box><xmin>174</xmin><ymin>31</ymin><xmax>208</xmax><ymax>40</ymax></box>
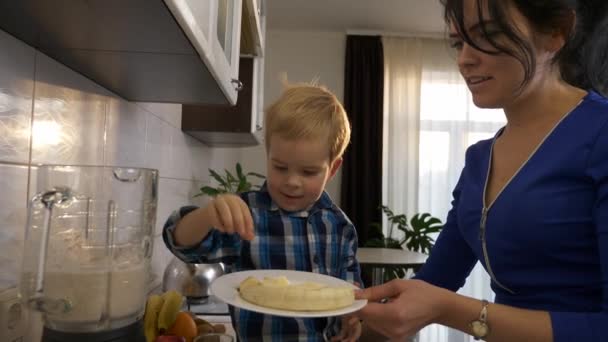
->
<box><xmin>331</xmin><ymin>315</ymin><xmax>361</xmax><ymax>342</ymax></box>
<box><xmin>203</xmin><ymin>194</ymin><xmax>255</xmax><ymax>240</ymax></box>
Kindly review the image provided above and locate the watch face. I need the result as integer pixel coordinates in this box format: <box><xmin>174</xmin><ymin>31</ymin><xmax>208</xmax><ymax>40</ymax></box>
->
<box><xmin>471</xmin><ymin>321</ymin><xmax>489</xmax><ymax>337</ymax></box>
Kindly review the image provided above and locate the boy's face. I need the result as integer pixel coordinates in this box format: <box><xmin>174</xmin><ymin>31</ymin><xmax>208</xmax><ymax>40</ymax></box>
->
<box><xmin>266</xmin><ymin>134</ymin><xmax>341</xmax><ymax>212</ymax></box>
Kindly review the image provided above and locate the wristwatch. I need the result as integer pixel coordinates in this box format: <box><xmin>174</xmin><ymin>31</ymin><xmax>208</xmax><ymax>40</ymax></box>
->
<box><xmin>469</xmin><ymin>299</ymin><xmax>490</xmax><ymax>340</ymax></box>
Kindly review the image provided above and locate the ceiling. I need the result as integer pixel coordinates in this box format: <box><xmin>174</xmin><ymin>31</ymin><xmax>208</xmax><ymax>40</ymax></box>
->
<box><xmin>265</xmin><ymin>0</ymin><xmax>446</xmax><ymax>36</ymax></box>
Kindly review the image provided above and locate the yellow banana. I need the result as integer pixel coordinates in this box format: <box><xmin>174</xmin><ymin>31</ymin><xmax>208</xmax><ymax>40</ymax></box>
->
<box><xmin>262</xmin><ymin>276</ymin><xmax>290</xmax><ymax>286</ymax></box>
<box><xmin>238</xmin><ymin>276</ymin><xmax>354</xmax><ymax>311</ymax></box>
<box><xmin>143</xmin><ymin>294</ymin><xmax>164</xmax><ymax>342</ymax></box>
<box><xmin>157</xmin><ymin>290</ymin><xmax>184</xmax><ymax>331</ymax></box>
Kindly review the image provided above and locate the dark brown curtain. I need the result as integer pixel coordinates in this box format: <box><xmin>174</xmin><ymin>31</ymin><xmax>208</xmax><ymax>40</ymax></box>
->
<box><xmin>341</xmin><ymin>35</ymin><xmax>384</xmax><ymax>247</ymax></box>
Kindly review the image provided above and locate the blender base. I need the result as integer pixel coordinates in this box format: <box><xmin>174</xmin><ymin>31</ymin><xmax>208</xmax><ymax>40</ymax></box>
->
<box><xmin>42</xmin><ymin>320</ymin><xmax>145</xmax><ymax>342</ymax></box>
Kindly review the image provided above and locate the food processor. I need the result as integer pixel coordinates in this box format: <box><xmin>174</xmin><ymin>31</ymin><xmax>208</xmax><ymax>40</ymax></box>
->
<box><xmin>19</xmin><ymin>165</ymin><xmax>158</xmax><ymax>342</ymax></box>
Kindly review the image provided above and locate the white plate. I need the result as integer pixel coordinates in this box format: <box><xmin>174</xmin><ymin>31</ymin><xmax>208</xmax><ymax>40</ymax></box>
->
<box><xmin>210</xmin><ymin>269</ymin><xmax>367</xmax><ymax>318</ymax></box>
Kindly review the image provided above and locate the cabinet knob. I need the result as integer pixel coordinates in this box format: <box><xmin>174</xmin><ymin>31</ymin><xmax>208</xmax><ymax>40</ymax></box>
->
<box><xmin>256</xmin><ymin>124</ymin><xmax>263</xmax><ymax>131</ymax></box>
<box><xmin>231</xmin><ymin>78</ymin><xmax>244</xmax><ymax>91</ymax></box>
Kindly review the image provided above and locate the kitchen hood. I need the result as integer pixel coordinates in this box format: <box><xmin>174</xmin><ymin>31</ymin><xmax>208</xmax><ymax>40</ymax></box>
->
<box><xmin>0</xmin><ymin>0</ymin><xmax>238</xmax><ymax>105</ymax></box>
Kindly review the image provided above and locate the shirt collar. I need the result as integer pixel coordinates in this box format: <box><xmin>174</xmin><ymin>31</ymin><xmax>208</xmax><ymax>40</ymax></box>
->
<box><xmin>252</xmin><ymin>182</ymin><xmax>334</xmax><ymax>217</ymax></box>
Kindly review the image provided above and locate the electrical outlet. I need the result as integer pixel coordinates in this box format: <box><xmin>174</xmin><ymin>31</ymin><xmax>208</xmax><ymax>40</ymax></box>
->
<box><xmin>0</xmin><ymin>287</ymin><xmax>26</xmax><ymax>342</ymax></box>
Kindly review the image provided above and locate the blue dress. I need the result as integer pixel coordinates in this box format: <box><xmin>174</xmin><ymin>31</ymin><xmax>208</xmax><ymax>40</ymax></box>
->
<box><xmin>415</xmin><ymin>91</ymin><xmax>608</xmax><ymax>342</ymax></box>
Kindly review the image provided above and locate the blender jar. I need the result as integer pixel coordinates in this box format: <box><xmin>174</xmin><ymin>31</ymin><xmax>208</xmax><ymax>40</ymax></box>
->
<box><xmin>20</xmin><ymin>165</ymin><xmax>158</xmax><ymax>334</ymax></box>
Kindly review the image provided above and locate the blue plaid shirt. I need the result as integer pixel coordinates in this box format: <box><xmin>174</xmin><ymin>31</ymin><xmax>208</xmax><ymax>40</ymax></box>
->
<box><xmin>162</xmin><ymin>186</ymin><xmax>362</xmax><ymax>342</ymax></box>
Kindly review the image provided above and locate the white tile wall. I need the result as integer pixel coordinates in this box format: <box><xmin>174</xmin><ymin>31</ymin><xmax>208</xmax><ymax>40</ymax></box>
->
<box><xmin>144</xmin><ymin>113</ymin><xmax>173</xmax><ymax>176</ymax></box>
<box><xmin>0</xmin><ymin>31</ymin><xmax>35</xmax><ymax>164</ymax></box>
<box><xmin>105</xmin><ymin>98</ymin><xmax>148</xmax><ymax>167</ymax></box>
<box><xmin>137</xmin><ymin>102</ymin><xmax>182</xmax><ymax>128</ymax></box>
<box><xmin>0</xmin><ymin>163</ymin><xmax>29</xmax><ymax>290</ymax></box>
<box><xmin>0</xmin><ymin>28</ymin><xmax>243</xmax><ymax>337</ymax></box>
<box><xmin>31</xmin><ymin>53</ymin><xmax>108</xmax><ymax>165</ymax></box>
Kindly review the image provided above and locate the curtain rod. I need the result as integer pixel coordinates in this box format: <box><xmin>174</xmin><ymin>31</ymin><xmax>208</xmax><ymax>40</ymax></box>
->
<box><xmin>346</xmin><ymin>29</ymin><xmax>446</xmax><ymax>40</ymax></box>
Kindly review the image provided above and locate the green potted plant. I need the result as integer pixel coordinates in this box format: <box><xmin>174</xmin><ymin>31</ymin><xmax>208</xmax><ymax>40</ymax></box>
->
<box><xmin>364</xmin><ymin>205</ymin><xmax>443</xmax><ymax>282</ymax></box>
<box><xmin>195</xmin><ymin>163</ymin><xmax>265</xmax><ymax>197</ymax></box>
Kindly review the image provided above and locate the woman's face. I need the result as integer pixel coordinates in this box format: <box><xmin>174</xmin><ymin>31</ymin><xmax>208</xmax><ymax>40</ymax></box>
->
<box><xmin>448</xmin><ymin>0</ymin><xmax>557</xmax><ymax>109</ymax></box>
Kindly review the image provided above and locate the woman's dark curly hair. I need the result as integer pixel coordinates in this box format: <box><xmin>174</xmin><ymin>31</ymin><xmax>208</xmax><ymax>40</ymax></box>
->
<box><xmin>442</xmin><ymin>0</ymin><xmax>608</xmax><ymax>96</ymax></box>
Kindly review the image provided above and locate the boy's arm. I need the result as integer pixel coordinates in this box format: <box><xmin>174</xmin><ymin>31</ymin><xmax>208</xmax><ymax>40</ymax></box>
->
<box><xmin>162</xmin><ymin>206</ymin><xmax>242</xmax><ymax>264</ymax></box>
<box><xmin>340</xmin><ymin>222</ymin><xmax>364</xmax><ymax>287</ymax></box>
<box><xmin>172</xmin><ymin>206</ymin><xmax>213</xmax><ymax>247</ymax></box>
<box><xmin>172</xmin><ymin>193</ymin><xmax>254</xmax><ymax>247</ymax></box>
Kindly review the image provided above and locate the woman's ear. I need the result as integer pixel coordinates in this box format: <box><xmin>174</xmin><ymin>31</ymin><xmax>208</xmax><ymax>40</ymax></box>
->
<box><xmin>329</xmin><ymin>158</ymin><xmax>343</xmax><ymax>179</ymax></box>
<box><xmin>547</xmin><ymin>9</ymin><xmax>576</xmax><ymax>53</ymax></box>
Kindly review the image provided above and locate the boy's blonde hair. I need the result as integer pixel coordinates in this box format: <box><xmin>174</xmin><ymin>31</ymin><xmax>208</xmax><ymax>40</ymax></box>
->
<box><xmin>264</xmin><ymin>82</ymin><xmax>351</xmax><ymax>162</ymax></box>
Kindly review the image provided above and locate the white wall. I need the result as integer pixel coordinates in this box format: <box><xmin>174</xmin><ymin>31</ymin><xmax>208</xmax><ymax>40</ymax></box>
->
<box><xmin>0</xmin><ymin>29</ymin><xmax>242</xmax><ymax>340</ymax></box>
<box><xmin>235</xmin><ymin>30</ymin><xmax>347</xmax><ymax>205</ymax></box>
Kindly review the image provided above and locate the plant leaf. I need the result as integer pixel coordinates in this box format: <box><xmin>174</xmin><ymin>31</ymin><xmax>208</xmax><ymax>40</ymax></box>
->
<box><xmin>236</xmin><ymin>163</ymin><xmax>244</xmax><ymax>180</ymax></box>
<box><xmin>209</xmin><ymin>169</ymin><xmax>228</xmax><ymax>189</ymax></box>
<box><xmin>199</xmin><ymin>186</ymin><xmax>221</xmax><ymax>197</ymax></box>
<box><xmin>225</xmin><ymin>169</ymin><xmax>237</xmax><ymax>183</ymax></box>
<box><xmin>237</xmin><ymin>177</ymin><xmax>249</xmax><ymax>193</ymax></box>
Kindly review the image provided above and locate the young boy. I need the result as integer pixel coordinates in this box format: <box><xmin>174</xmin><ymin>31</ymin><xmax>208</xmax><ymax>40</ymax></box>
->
<box><xmin>162</xmin><ymin>83</ymin><xmax>362</xmax><ymax>342</ymax></box>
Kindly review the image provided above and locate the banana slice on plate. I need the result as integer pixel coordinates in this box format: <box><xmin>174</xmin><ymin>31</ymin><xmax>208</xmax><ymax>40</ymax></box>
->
<box><xmin>238</xmin><ymin>275</ymin><xmax>354</xmax><ymax>311</ymax></box>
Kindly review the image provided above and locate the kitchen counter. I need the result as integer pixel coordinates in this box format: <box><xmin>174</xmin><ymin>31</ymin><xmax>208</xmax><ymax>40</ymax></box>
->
<box><xmin>197</xmin><ymin>315</ymin><xmax>236</xmax><ymax>340</ymax></box>
<box><xmin>357</xmin><ymin>247</ymin><xmax>428</xmax><ymax>285</ymax></box>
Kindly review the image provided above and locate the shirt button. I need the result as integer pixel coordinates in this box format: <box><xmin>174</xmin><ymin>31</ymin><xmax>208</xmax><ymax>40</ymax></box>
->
<box><xmin>313</xmin><ymin>255</ymin><xmax>320</xmax><ymax>264</ymax></box>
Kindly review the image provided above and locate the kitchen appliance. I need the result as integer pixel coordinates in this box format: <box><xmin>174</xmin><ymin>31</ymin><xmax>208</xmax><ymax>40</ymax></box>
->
<box><xmin>163</xmin><ymin>257</ymin><xmax>225</xmax><ymax>303</ymax></box>
<box><xmin>0</xmin><ymin>287</ymin><xmax>26</xmax><ymax>342</ymax></box>
<box><xmin>20</xmin><ymin>165</ymin><xmax>158</xmax><ymax>342</ymax></box>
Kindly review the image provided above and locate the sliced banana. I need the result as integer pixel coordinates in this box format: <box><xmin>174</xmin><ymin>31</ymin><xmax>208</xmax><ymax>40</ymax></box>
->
<box><xmin>238</xmin><ymin>276</ymin><xmax>354</xmax><ymax>311</ymax></box>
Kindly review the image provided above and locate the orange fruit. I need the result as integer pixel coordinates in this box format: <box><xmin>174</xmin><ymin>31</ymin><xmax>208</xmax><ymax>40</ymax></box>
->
<box><xmin>166</xmin><ymin>311</ymin><xmax>198</xmax><ymax>342</ymax></box>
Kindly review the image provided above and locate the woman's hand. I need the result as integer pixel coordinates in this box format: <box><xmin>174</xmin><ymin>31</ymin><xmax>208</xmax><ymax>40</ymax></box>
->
<box><xmin>355</xmin><ymin>279</ymin><xmax>447</xmax><ymax>340</ymax></box>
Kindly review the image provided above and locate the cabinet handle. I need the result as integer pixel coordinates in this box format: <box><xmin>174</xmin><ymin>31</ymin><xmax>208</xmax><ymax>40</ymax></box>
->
<box><xmin>231</xmin><ymin>79</ymin><xmax>244</xmax><ymax>91</ymax></box>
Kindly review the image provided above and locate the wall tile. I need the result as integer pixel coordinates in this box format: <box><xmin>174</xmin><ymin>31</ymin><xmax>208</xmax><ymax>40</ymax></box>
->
<box><xmin>0</xmin><ymin>163</ymin><xmax>29</xmax><ymax>291</ymax></box>
<box><xmin>31</xmin><ymin>53</ymin><xmax>109</xmax><ymax>165</ymax></box>
<box><xmin>145</xmin><ymin>114</ymin><xmax>172</xmax><ymax>177</ymax></box>
<box><xmin>105</xmin><ymin>97</ymin><xmax>147</xmax><ymax>167</ymax></box>
<box><xmin>151</xmin><ymin>235</ymin><xmax>173</xmax><ymax>290</ymax></box>
<box><xmin>184</xmin><ymin>135</ymin><xmax>211</xmax><ymax>182</ymax></box>
<box><xmin>0</xmin><ymin>31</ymin><xmax>35</xmax><ymax>164</ymax></box>
<box><xmin>156</xmin><ymin>177</ymin><xmax>208</xmax><ymax>236</ymax></box>
<box><xmin>167</xmin><ymin>128</ymin><xmax>192</xmax><ymax>180</ymax></box>
<box><xmin>137</xmin><ymin>102</ymin><xmax>182</xmax><ymax>128</ymax></box>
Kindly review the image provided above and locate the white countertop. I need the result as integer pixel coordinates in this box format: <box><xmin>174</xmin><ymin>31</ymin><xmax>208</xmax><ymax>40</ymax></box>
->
<box><xmin>357</xmin><ymin>247</ymin><xmax>428</xmax><ymax>267</ymax></box>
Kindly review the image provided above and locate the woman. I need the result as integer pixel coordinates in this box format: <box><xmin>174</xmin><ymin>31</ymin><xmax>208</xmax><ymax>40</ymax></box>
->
<box><xmin>356</xmin><ymin>0</ymin><xmax>608</xmax><ymax>341</ymax></box>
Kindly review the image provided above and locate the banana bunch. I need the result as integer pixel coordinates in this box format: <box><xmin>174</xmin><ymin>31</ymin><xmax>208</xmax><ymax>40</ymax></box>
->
<box><xmin>238</xmin><ymin>276</ymin><xmax>354</xmax><ymax>311</ymax></box>
<box><xmin>144</xmin><ymin>290</ymin><xmax>184</xmax><ymax>342</ymax></box>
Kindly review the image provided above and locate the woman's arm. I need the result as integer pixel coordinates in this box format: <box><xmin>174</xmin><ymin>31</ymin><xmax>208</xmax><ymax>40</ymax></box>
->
<box><xmin>356</xmin><ymin>279</ymin><xmax>553</xmax><ymax>341</ymax></box>
<box><xmin>356</xmin><ymin>121</ymin><xmax>608</xmax><ymax>342</ymax></box>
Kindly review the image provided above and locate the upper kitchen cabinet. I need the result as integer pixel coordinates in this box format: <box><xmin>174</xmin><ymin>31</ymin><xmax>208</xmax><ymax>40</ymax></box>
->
<box><xmin>166</xmin><ymin>0</ymin><xmax>243</xmax><ymax>105</ymax></box>
<box><xmin>182</xmin><ymin>56</ymin><xmax>264</xmax><ymax>147</ymax></box>
<box><xmin>0</xmin><ymin>0</ymin><xmax>244</xmax><ymax>105</ymax></box>
<box><xmin>181</xmin><ymin>0</ymin><xmax>266</xmax><ymax>147</ymax></box>
<box><xmin>240</xmin><ymin>0</ymin><xmax>266</xmax><ymax>56</ymax></box>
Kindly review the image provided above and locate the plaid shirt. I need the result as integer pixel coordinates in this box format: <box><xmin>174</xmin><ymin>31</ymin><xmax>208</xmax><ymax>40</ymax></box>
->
<box><xmin>162</xmin><ymin>186</ymin><xmax>362</xmax><ymax>342</ymax></box>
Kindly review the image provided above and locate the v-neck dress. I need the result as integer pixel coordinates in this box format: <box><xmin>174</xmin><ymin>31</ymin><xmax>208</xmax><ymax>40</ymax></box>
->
<box><xmin>414</xmin><ymin>91</ymin><xmax>608</xmax><ymax>342</ymax></box>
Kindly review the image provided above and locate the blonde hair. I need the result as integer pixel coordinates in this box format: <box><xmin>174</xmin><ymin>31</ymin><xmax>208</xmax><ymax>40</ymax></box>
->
<box><xmin>264</xmin><ymin>81</ymin><xmax>351</xmax><ymax>162</ymax></box>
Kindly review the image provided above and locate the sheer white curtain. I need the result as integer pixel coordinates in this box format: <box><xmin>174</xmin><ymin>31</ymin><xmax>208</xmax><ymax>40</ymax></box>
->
<box><xmin>382</xmin><ymin>36</ymin><xmax>506</xmax><ymax>342</ymax></box>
